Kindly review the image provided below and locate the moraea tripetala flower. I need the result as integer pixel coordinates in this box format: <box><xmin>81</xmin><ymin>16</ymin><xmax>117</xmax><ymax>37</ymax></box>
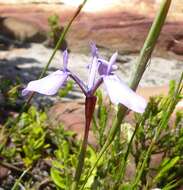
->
<box><xmin>22</xmin><ymin>43</ymin><xmax>147</xmax><ymax>113</ymax></box>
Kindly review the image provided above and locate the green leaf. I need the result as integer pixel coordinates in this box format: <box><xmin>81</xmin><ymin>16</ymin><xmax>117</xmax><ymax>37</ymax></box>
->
<box><xmin>162</xmin><ymin>179</ymin><xmax>181</xmax><ymax>190</ymax></box>
<box><xmin>58</xmin><ymin>81</ymin><xmax>74</xmax><ymax>98</ymax></box>
<box><xmin>153</xmin><ymin>156</ymin><xmax>180</xmax><ymax>183</ymax></box>
<box><xmin>51</xmin><ymin>167</ymin><xmax>66</xmax><ymax>189</ymax></box>
<box><xmin>62</xmin><ymin>141</ymin><xmax>69</xmax><ymax>160</ymax></box>
<box><xmin>52</xmin><ymin>160</ymin><xmax>64</xmax><ymax>170</ymax></box>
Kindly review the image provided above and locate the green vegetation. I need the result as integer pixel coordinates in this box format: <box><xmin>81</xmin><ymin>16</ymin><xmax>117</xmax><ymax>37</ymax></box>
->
<box><xmin>47</xmin><ymin>14</ymin><xmax>65</xmax><ymax>48</ymax></box>
<box><xmin>0</xmin><ymin>78</ymin><xmax>182</xmax><ymax>189</ymax></box>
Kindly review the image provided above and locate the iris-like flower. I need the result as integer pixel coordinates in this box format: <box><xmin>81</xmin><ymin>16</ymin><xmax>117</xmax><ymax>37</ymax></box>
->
<box><xmin>22</xmin><ymin>43</ymin><xmax>147</xmax><ymax>113</ymax></box>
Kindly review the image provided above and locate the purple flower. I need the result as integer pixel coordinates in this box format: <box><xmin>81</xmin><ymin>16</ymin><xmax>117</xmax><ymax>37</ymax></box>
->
<box><xmin>22</xmin><ymin>44</ymin><xmax>147</xmax><ymax>113</ymax></box>
<box><xmin>96</xmin><ymin>51</ymin><xmax>146</xmax><ymax>113</ymax></box>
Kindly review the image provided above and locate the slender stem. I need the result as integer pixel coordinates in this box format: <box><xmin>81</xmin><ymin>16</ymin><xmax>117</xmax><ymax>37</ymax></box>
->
<box><xmin>114</xmin><ymin>123</ymin><xmax>141</xmax><ymax>189</ymax></box>
<box><xmin>71</xmin><ymin>123</ymin><xmax>90</xmax><ymax>190</ymax></box>
<box><xmin>80</xmin><ymin>0</ymin><xmax>172</xmax><ymax>189</ymax></box>
<box><xmin>12</xmin><ymin>167</ymin><xmax>31</xmax><ymax>190</ymax></box>
<box><xmin>130</xmin><ymin>0</ymin><xmax>172</xmax><ymax>91</ymax></box>
<box><xmin>71</xmin><ymin>96</ymin><xmax>96</xmax><ymax>190</ymax></box>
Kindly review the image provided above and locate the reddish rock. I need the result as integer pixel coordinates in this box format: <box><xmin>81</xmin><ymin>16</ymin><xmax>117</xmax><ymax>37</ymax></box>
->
<box><xmin>0</xmin><ymin>17</ymin><xmax>46</xmax><ymax>42</ymax></box>
<box><xmin>169</xmin><ymin>37</ymin><xmax>183</xmax><ymax>55</ymax></box>
<box><xmin>0</xmin><ymin>3</ymin><xmax>183</xmax><ymax>59</ymax></box>
<box><xmin>137</xmin><ymin>85</ymin><xmax>169</xmax><ymax>99</ymax></box>
<box><xmin>48</xmin><ymin>101</ymin><xmax>97</xmax><ymax>146</ymax></box>
<box><xmin>0</xmin><ymin>165</ymin><xmax>9</xmax><ymax>180</ymax></box>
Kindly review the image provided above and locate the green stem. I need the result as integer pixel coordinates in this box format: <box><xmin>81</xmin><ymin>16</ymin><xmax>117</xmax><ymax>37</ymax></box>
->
<box><xmin>12</xmin><ymin>167</ymin><xmax>31</xmax><ymax>190</ymax></box>
<box><xmin>71</xmin><ymin>122</ymin><xmax>90</xmax><ymax>190</ymax></box>
<box><xmin>114</xmin><ymin>123</ymin><xmax>141</xmax><ymax>189</ymax></box>
<box><xmin>71</xmin><ymin>96</ymin><xmax>96</xmax><ymax>190</ymax></box>
<box><xmin>130</xmin><ymin>0</ymin><xmax>172</xmax><ymax>91</ymax></box>
<box><xmin>80</xmin><ymin>0</ymin><xmax>172</xmax><ymax>189</ymax></box>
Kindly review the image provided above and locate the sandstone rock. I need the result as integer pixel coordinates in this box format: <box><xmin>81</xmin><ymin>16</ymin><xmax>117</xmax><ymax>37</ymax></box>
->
<box><xmin>0</xmin><ymin>3</ymin><xmax>183</xmax><ymax>59</ymax></box>
<box><xmin>0</xmin><ymin>17</ymin><xmax>46</xmax><ymax>43</ymax></box>
<box><xmin>0</xmin><ymin>0</ymin><xmax>63</xmax><ymax>3</ymax></box>
<box><xmin>137</xmin><ymin>85</ymin><xmax>169</xmax><ymax>99</ymax></box>
<box><xmin>169</xmin><ymin>38</ymin><xmax>183</xmax><ymax>55</ymax></box>
<box><xmin>48</xmin><ymin>101</ymin><xmax>97</xmax><ymax>146</ymax></box>
<box><xmin>0</xmin><ymin>165</ymin><xmax>9</xmax><ymax>181</ymax></box>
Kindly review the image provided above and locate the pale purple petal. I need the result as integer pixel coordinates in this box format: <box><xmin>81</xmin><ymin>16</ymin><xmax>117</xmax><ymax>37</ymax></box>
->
<box><xmin>98</xmin><ymin>58</ymin><xmax>118</xmax><ymax>75</ymax></box>
<box><xmin>63</xmin><ymin>50</ymin><xmax>68</xmax><ymax>71</ymax></box>
<box><xmin>90</xmin><ymin>42</ymin><xmax>98</xmax><ymax>57</ymax></box>
<box><xmin>22</xmin><ymin>70</ymin><xmax>68</xmax><ymax>96</ymax></box>
<box><xmin>98</xmin><ymin>59</ymin><xmax>108</xmax><ymax>75</ymax></box>
<box><xmin>103</xmin><ymin>75</ymin><xmax>147</xmax><ymax>113</ymax></box>
<box><xmin>107</xmin><ymin>52</ymin><xmax>118</xmax><ymax>74</ymax></box>
<box><xmin>87</xmin><ymin>57</ymin><xmax>98</xmax><ymax>90</ymax></box>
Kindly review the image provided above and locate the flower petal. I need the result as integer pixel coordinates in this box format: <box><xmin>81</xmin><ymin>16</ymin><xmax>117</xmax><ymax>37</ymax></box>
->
<box><xmin>107</xmin><ymin>52</ymin><xmax>118</xmax><ymax>74</ymax></box>
<box><xmin>103</xmin><ymin>75</ymin><xmax>147</xmax><ymax>113</ymax></box>
<box><xmin>63</xmin><ymin>50</ymin><xmax>68</xmax><ymax>71</ymax></box>
<box><xmin>98</xmin><ymin>58</ymin><xmax>118</xmax><ymax>75</ymax></box>
<box><xmin>98</xmin><ymin>59</ymin><xmax>108</xmax><ymax>75</ymax></box>
<box><xmin>87</xmin><ymin>57</ymin><xmax>98</xmax><ymax>90</ymax></box>
<box><xmin>90</xmin><ymin>42</ymin><xmax>98</xmax><ymax>57</ymax></box>
<box><xmin>22</xmin><ymin>70</ymin><xmax>68</xmax><ymax>96</ymax></box>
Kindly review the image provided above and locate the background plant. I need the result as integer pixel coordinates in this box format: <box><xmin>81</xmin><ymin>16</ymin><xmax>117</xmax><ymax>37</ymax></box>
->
<box><xmin>47</xmin><ymin>14</ymin><xmax>67</xmax><ymax>50</ymax></box>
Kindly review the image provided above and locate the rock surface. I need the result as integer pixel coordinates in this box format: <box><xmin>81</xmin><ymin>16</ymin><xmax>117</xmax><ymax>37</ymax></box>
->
<box><xmin>0</xmin><ymin>1</ymin><xmax>183</xmax><ymax>59</ymax></box>
<box><xmin>48</xmin><ymin>101</ymin><xmax>97</xmax><ymax>146</ymax></box>
<box><xmin>0</xmin><ymin>165</ymin><xmax>9</xmax><ymax>181</ymax></box>
<box><xmin>0</xmin><ymin>43</ymin><xmax>182</xmax><ymax>87</ymax></box>
<box><xmin>0</xmin><ymin>17</ymin><xmax>46</xmax><ymax>42</ymax></box>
